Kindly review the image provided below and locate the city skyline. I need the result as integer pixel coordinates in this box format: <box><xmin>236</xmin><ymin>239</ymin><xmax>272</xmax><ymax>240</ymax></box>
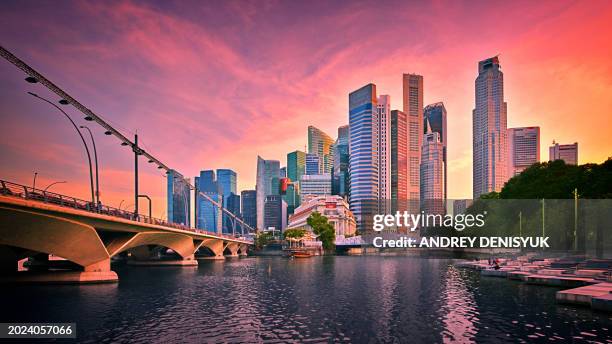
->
<box><xmin>1</xmin><ymin>1</ymin><xmax>611</xmax><ymax>216</ymax></box>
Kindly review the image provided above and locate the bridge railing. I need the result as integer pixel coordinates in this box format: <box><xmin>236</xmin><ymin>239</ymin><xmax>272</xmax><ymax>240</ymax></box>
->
<box><xmin>0</xmin><ymin>179</ymin><xmax>252</xmax><ymax>242</ymax></box>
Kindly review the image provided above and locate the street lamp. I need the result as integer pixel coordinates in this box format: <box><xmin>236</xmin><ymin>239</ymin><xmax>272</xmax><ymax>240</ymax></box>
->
<box><xmin>27</xmin><ymin>92</ymin><xmax>95</xmax><ymax>206</ymax></box>
<box><xmin>79</xmin><ymin>125</ymin><xmax>101</xmax><ymax>207</ymax></box>
<box><xmin>32</xmin><ymin>172</ymin><xmax>38</xmax><ymax>190</ymax></box>
<box><xmin>138</xmin><ymin>194</ymin><xmax>152</xmax><ymax>220</ymax></box>
<box><xmin>44</xmin><ymin>181</ymin><xmax>67</xmax><ymax>192</ymax></box>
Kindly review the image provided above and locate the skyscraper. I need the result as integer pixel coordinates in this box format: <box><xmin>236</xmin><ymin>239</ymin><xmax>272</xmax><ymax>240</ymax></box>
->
<box><xmin>507</xmin><ymin>127</ymin><xmax>540</xmax><ymax>176</ymax></box>
<box><xmin>390</xmin><ymin>110</ymin><xmax>408</xmax><ymax>212</ymax></box>
<box><xmin>308</xmin><ymin>126</ymin><xmax>335</xmax><ymax>173</ymax></box>
<box><xmin>216</xmin><ymin>169</ymin><xmax>237</xmax><ymax>196</ymax></box>
<box><xmin>424</xmin><ymin>102</ymin><xmax>447</xmax><ymax>203</ymax></box>
<box><xmin>305</xmin><ymin>153</ymin><xmax>323</xmax><ymax>175</ymax></box>
<box><xmin>420</xmin><ymin>120</ymin><xmax>445</xmax><ymax>215</ymax></box>
<box><xmin>167</xmin><ymin>169</ymin><xmax>190</xmax><ymax>226</ymax></box>
<box><xmin>195</xmin><ymin>170</ymin><xmax>221</xmax><ymax>233</ymax></box>
<box><xmin>349</xmin><ymin>83</ymin><xmax>378</xmax><ymax>231</ymax></box>
<box><xmin>549</xmin><ymin>141</ymin><xmax>578</xmax><ymax>165</ymax></box>
<box><xmin>332</xmin><ymin>125</ymin><xmax>350</xmax><ymax>199</ymax></box>
<box><xmin>300</xmin><ymin>174</ymin><xmax>332</xmax><ymax>196</ymax></box>
<box><xmin>403</xmin><ymin>73</ymin><xmax>423</xmax><ymax>203</ymax></box>
<box><xmin>264</xmin><ymin>194</ymin><xmax>282</xmax><ymax>231</ymax></box>
<box><xmin>473</xmin><ymin>56</ymin><xmax>508</xmax><ymax>199</ymax></box>
<box><xmin>241</xmin><ymin>190</ymin><xmax>257</xmax><ymax>229</ymax></box>
<box><xmin>279</xmin><ymin>167</ymin><xmax>287</xmax><ymax>178</ymax></box>
<box><xmin>377</xmin><ymin>95</ymin><xmax>391</xmax><ymax>209</ymax></box>
<box><xmin>256</xmin><ymin>156</ymin><xmax>280</xmax><ymax>230</ymax></box>
<box><xmin>285</xmin><ymin>150</ymin><xmax>306</xmax><ymax>216</ymax></box>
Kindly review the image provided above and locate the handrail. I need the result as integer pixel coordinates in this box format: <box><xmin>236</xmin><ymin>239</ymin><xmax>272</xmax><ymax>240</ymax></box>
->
<box><xmin>0</xmin><ymin>179</ymin><xmax>253</xmax><ymax>243</ymax></box>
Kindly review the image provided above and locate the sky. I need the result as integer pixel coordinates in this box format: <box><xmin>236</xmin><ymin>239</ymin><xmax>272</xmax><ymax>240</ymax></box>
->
<box><xmin>0</xmin><ymin>0</ymin><xmax>611</xmax><ymax>218</ymax></box>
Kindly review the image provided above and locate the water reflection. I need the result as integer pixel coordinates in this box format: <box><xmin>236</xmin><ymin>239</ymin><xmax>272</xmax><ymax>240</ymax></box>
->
<box><xmin>0</xmin><ymin>257</ymin><xmax>609</xmax><ymax>343</ymax></box>
<box><xmin>439</xmin><ymin>266</ymin><xmax>479</xmax><ymax>343</ymax></box>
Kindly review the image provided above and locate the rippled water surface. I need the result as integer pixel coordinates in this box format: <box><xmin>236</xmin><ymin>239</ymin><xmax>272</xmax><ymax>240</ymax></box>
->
<box><xmin>1</xmin><ymin>256</ymin><xmax>611</xmax><ymax>343</ymax></box>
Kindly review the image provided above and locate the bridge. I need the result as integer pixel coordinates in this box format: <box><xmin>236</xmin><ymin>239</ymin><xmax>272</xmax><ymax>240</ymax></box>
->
<box><xmin>0</xmin><ymin>180</ymin><xmax>253</xmax><ymax>283</ymax></box>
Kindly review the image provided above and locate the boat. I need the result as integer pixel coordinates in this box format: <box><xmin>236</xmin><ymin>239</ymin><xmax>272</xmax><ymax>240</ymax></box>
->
<box><xmin>291</xmin><ymin>251</ymin><xmax>313</xmax><ymax>258</ymax></box>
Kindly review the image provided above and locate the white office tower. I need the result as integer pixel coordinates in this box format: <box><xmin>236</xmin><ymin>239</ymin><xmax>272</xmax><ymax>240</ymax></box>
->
<box><xmin>473</xmin><ymin>56</ymin><xmax>508</xmax><ymax>198</ymax></box>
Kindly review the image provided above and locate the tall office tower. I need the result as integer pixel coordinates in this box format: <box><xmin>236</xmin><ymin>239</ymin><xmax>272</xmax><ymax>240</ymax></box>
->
<box><xmin>349</xmin><ymin>83</ymin><xmax>379</xmax><ymax>231</ymax></box>
<box><xmin>300</xmin><ymin>174</ymin><xmax>332</xmax><ymax>196</ymax></box>
<box><xmin>217</xmin><ymin>169</ymin><xmax>238</xmax><ymax>234</ymax></box>
<box><xmin>280</xmin><ymin>167</ymin><xmax>287</xmax><ymax>178</ymax></box>
<box><xmin>420</xmin><ymin>120</ymin><xmax>445</xmax><ymax>215</ymax></box>
<box><xmin>241</xmin><ymin>190</ymin><xmax>257</xmax><ymax>229</ymax></box>
<box><xmin>256</xmin><ymin>156</ymin><xmax>280</xmax><ymax>230</ymax></box>
<box><xmin>377</xmin><ymin>95</ymin><xmax>391</xmax><ymax>210</ymax></box>
<box><xmin>308</xmin><ymin>125</ymin><xmax>335</xmax><ymax>173</ymax></box>
<box><xmin>195</xmin><ymin>170</ymin><xmax>222</xmax><ymax>233</ymax></box>
<box><xmin>549</xmin><ymin>141</ymin><xmax>578</xmax><ymax>165</ymax></box>
<box><xmin>305</xmin><ymin>153</ymin><xmax>323</xmax><ymax>175</ymax></box>
<box><xmin>507</xmin><ymin>127</ymin><xmax>540</xmax><ymax>176</ymax></box>
<box><xmin>167</xmin><ymin>170</ymin><xmax>191</xmax><ymax>226</ymax></box>
<box><xmin>264</xmin><ymin>195</ymin><xmax>282</xmax><ymax>231</ymax></box>
<box><xmin>332</xmin><ymin>125</ymin><xmax>350</xmax><ymax>199</ymax></box>
<box><xmin>285</xmin><ymin>150</ymin><xmax>306</xmax><ymax>215</ymax></box>
<box><xmin>403</xmin><ymin>73</ymin><xmax>424</xmax><ymax>203</ymax></box>
<box><xmin>224</xmin><ymin>193</ymin><xmax>241</xmax><ymax>234</ymax></box>
<box><xmin>390</xmin><ymin>110</ymin><xmax>408</xmax><ymax>213</ymax></box>
<box><xmin>424</xmin><ymin>102</ymin><xmax>447</xmax><ymax>203</ymax></box>
<box><xmin>472</xmin><ymin>56</ymin><xmax>508</xmax><ymax>199</ymax></box>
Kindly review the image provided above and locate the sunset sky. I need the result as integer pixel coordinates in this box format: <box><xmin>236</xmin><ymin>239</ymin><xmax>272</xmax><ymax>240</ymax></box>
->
<box><xmin>0</xmin><ymin>0</ymin><xmax>611</xmax><ymax>217</ymax></box>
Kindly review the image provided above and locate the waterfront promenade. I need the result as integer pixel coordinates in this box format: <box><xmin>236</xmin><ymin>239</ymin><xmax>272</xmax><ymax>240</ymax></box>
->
<box><xmin>456</xmin><ymin>254</ymin><xmax>612</xmax><ymax>313</ymax></box>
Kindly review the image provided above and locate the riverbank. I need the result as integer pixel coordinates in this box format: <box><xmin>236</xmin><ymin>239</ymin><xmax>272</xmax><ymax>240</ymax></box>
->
<box><xmin>456</xmin><ymin>254</ymin><xmax>612</xmax><ymax>313</ymax></box>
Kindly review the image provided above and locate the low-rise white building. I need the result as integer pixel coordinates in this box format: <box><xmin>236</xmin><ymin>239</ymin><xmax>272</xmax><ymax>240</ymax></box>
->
<box><xmin>287</xmin><ymin>195</ymin><xmax>356</xmax><ymax>236</ymax></box>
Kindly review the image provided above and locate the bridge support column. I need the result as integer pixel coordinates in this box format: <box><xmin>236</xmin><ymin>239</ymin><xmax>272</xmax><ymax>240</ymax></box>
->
<box><xmin>197</xmin><ymin>239</ymin><xmax>225</xmax><ymax>260</ymax></box>
<box><xmin>127</xmin><ymin>247</ymin><xmax>198</xmax><ymax>267</ymax></box>
<box><xmin>225</xmin><ymin>243</ymin><xmax>239</xmax><ymax>258</ymax></box>
<box><xmin>239</xmin><ymin>244</ymin><xmax>248</xmax><ymax>257</ymax></box>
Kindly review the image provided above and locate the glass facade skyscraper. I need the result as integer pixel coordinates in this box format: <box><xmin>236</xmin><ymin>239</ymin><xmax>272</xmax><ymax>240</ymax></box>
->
<box><xmin>390</xmin><ymin>110</ymin><xmax>408</xmax><ymax>213</ymax></box>
<box><xmin>195</xmin><ymin>170</ymin><xmax>221</xmax><ymax>233</ymax></box>
<box><xmin>420</xmin><ymin>120</ymin><xmax>445</xmax><ymax>215</ymax></box>
<box><xmin>285</xmin><ymin>150</ymin><xmax>306</xmax><ymax>216</ymax></box>
<box><xmin>217</xmin><ymin>169</ymin><xmax>240</xmax><ymax>234</ymax></box>
<box><xmin>305</xmin><ymin>153</ymin><xmax>323</xmax><ymax>175</ymax></box>
<box><xmin>241</xmin><ymin>190</ymin><xmax>257</xmax><ymax>229</ymax></box>
<box><xmin>473</xmin><ymin>56</ymin><xmax>508</xmax><ymax>198</ymax></box>
<box><xmin>167</xmin><ymin>169</ymin><xmax>190</xmax><ymax>226</ymax></box>
<box><xmin>424</xmin><ymin>102</ymin><xmax>447</xmax><ymax>203</ymax></box>
<box><xmin>349</xmin><ymin>83</ymin><xmax>379</xmax><ymax>232</ymax></box>
<box><xmin>256</xmin><ymin>156</ymin><xmax>280</xmax><ymax>230</ymax></box>
<box><xmin>332</xmin><ymin>125</ymin><xmax>350</xmax><ymax>199</ymax></box>
<box><xmin>377</xmin><ymin>95</ymin><xmax>391</xmax><ymax>209</ymax></box>
<box><xmin>308</xmin><ymin>126</ymin><xmax>334</xmax><ymax>174</ymax></box>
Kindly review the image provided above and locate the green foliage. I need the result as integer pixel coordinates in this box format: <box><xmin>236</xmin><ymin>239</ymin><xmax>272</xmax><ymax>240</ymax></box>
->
<box><xmin>463</xmin><ymin>159</ymin><xmax>612</xmax><ymax>252</ymax></box>
<box><xmin>306</xmin><ymin>212</ymin><xmax>336</xmax><ymax>250</ymax></box>
<box><xmin>284</xmin><ymin>228</ymin><xmax>307</xmax><ymax>239</ymax></box>
<box><xmin>499</xmin><ymin>159</ymin><xmax>612</xmax><ymax>199</ymax></box>
<box><xmin>255</xmin><ymin>232</ymin><xmax>273</xmax><ymax>249</ymax></box>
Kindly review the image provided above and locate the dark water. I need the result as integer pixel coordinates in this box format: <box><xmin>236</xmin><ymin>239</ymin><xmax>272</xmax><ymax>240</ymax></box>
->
<box><xmin>1</xmin><ymin>256</ymin><xmax>611</xmax><ymax>343</ymax></box>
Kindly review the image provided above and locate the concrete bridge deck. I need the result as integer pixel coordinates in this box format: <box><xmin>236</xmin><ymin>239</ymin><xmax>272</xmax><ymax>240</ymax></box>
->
<box><xmin>0</xmin><ymin>188</ymin><xmax>253</xmax><ymax>283</ymax></box>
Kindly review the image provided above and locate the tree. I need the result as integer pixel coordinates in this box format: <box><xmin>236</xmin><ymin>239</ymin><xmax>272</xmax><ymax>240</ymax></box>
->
<box><xmin>283</xmin><ymin>228</ymin><xmax>307</xmax><ymax>239</ymax></box>
<box><xmin>306</xmin><ymin>212</ymin><xmax>336</xmax><ymax>250</ymax></box>
<box><xmin>255</xmin><ymin>232</ymin><xmax>273</xmax><ymax>249</ymax></box>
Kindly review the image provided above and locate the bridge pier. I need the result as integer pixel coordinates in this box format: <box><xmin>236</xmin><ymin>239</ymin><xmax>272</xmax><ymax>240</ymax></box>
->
<box><xmin>239</xmin><ymin>244</ymin><xmax>249</xmax><ymax>257</ymax></box>
<box><xmin>225</xmin><ymin>242</ymin><xmax>240</xmax><ymax>258</ymax></box>
<box><xmin>0</xmin><ymin>258</ymin><xmax>118</xmax><ymax>284</ymax></box>
<box><xmin>127</xmin><ymin>246</ymin><xmax>198</xmax><ymax>266</ymax></box>
<box><xmin>197</xmin><ymin>239</ymin><xmax>226</xmax><ymax>260</ymax></box>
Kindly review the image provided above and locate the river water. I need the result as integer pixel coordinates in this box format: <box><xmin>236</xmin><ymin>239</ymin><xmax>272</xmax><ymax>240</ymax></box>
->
<box><xmin>1</xmin><ymin>256</ymin><xmax>610</xmax><ymax>343</ymax></box>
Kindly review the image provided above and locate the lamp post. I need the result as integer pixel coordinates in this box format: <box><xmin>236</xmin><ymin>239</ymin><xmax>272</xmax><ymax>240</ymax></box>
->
<box><xmin>27</xmin><ymin>92</ymin><xmax>95</xmax><ymax>206</ymax></box>
<box><xmin>79</xmin><ymin>126</ymin><xmax>100</xmax><ymax>207</ymax></box>
<box><xmin>43</xmin><ymin>181</ymin><xmax>66</xmax><ymax>192</ymax></box>
<box><xmin>138</xmin><ymin>194</ymin><xmax>152</xmax><ymax>220</ymax></box>
<box><xmin>32</xmin><ymin>172</ymin><xmax>38</xmax><ymax>190</ymax></box>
